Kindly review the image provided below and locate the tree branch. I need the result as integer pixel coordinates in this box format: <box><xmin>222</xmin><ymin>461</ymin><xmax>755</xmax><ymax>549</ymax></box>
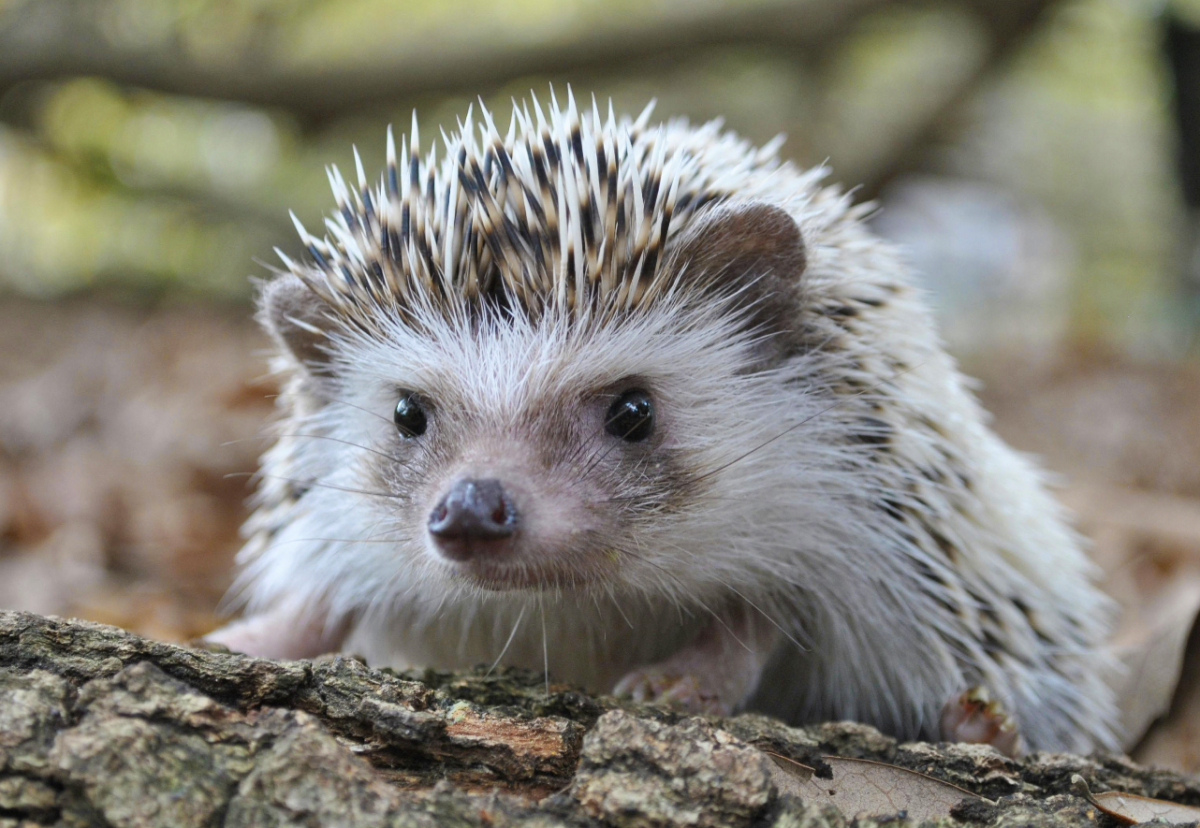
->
<box><xmin>1</xmin><ymin>0</ymin><xmax>1037</xmax><ymax>122</ymax></box>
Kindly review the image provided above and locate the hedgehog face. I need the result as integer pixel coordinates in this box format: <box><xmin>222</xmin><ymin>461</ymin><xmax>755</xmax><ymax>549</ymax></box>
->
<box><xmin>253</xmin><ymin>97</ymin><xmax>824</xmax><ymax>602</ymax></box>
<box><xmin>258</xmin><ymin>197</ymin><xmax>812</xmax><ymax>598</ymax></box>
<box><xmin>316</xmin><ymin>298</ymin><xmax>758</xmax><ymax>593</ymax></box>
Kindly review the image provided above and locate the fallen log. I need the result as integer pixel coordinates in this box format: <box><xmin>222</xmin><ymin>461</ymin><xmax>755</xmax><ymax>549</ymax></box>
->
<box><xmin>0</xmin><ymin>610</ymin><xmax>1195</xmax><ymax>827</ymax></box>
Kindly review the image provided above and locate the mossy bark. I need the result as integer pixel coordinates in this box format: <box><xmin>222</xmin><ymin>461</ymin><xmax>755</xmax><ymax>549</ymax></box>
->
<box><xmin>0</xmin><ymin>610</ymin><xmax>1194</xmax><ymax>828</ymax></box>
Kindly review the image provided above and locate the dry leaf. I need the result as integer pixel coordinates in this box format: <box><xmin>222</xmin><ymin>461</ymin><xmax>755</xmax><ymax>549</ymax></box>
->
<box><xmin>1094</xmin><ymin>792</ymin><xmax>1200</xmax><ymax>826</ymax></box>
<box><xmin>766</xmin><ymin>753</ymin><xmax>988</xmax><ymax>820</ymax></box>
<box><xmin>1076</xmin><ymin>481</ymin><xmax>1200</xmax><ymax>754</ymax></box>
<box><xmin>1072</xmin><ymin>774</ymin><xmax>1200</xmax><ymax>825</ymax></box>
<box><xmin>1106</xmin><ymin>558</ymin><xmax>1200</xmax><ymax>750</ymax></box>
<box><xmin>764</xmin><ymin>752</ymin><xmax>815</xmax><ymax>783</ymax></box>
<box><xmin>1133</xmin><ymin>627</ymin><xmax>1200</xmax><ymax>773</ymax></box>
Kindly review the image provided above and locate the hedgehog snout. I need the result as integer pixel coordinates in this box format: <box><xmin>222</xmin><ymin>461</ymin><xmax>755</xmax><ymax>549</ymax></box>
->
<box><xmin>427</xmin><ymin>477</ymin><xmax>519</xmax><ymax>562</ymax></box>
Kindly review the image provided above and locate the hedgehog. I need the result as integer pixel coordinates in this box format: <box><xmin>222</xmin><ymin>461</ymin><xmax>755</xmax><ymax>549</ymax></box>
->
<box><xmin>206</xmin><ymin>92</ymin><xmax>1118</xmax><ymax>754</ymax></box>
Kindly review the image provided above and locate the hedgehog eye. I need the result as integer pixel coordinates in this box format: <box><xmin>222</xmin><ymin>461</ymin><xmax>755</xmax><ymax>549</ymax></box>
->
<box><xmin>605</xmin><ymin>390</ymin><xmax>654</xmax><ymax>442</ymax></box>
<box><xmin>394</xmin><ymin>392</ymin><xmax>428</xmax><ymax>438</ymax></box>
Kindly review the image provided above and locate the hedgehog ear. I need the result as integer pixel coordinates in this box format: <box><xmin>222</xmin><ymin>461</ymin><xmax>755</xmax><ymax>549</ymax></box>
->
<box><xmin>670</xmin><ymin>201</ymin><xmax>806</xmax><ymax>293</ymax></box>
<box><xmin>259</xmin><ymin>275</ymin><xmax>338</xmax><ymax>378</ymax></box>
<box><xmin>668</xmin><ymin>201</ymin><xmax>807</xmax><ymax>347</ymax></box>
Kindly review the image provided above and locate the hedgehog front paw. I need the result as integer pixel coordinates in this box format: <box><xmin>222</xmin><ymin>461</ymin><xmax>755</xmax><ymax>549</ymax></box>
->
<box><xmin>612</xmin><ymin>667</ymin><xmax>732</xmax><ymax>716</ymax></box>
<box><xmin>940</xmin><ymin>687</ymin><xmax>1021</xmax><ymax>757</ymax></box>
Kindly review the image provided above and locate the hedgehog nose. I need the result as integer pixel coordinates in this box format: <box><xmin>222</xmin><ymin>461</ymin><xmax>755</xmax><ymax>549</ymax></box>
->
<box><xmin>428</xmin><ymin>478</ymin><xmax>518</xmax><ymax>557</ymax></box>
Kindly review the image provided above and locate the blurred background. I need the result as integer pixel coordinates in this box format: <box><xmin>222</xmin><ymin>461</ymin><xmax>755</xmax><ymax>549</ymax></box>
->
<box><xmin>1</xmin><ymin>0</ymin><xmax>1200</xmax><ymax>769</ymax></box>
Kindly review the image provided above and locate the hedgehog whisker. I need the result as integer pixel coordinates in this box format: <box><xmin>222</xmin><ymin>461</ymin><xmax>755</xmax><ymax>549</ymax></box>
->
<box><xmin>603</xmin><ymin>582</ymin><xmax>637</xmax><ymax>631</ymax></box>
<box><xmin>562</xmin><ymin>417</ymin><xmax>609</xmax><ymax>469</ymax></box>
<box><xmin>578</xmin><ymin>412</ymin><xmax>653</xmax><ymax>479</ymax></box>
<box><xmin>649</xmin><ymin>536</ymin><xmax>807</xmax><ymax>654</ymax></box>
<box><xmin>325</xmin><ymin>396</ymin><xmax>397</xmax><ymax>427</ymax></box>
<box><xmin>225</xmin><ymin>471</ymin><xmax>402</xmax><ymax>500</ymax></box>
<box><xmin>538</xmin><ymin>593</ymin><xmax>550</xmax><ymax>695</ymax></box>
<box><xmin>693</xmin><ymin>365</ymin><xmax>920</xmax><ymax>484</ymax></box>
<box><xmin>563</xmin><ymin>388</ymin><xmax>659</xmax><ymax>473</ymax></box>
<box><xmin>560</xmin><ymin>399</ymin><xmax>630</xmax><ymax>469</ymax></box>
<box><xmin>319</xmin><ymin>396</ymin><xmax>436</xmax><ymax>463</ymax></box>
<box><xmin>274</xmin><ymin>433</ymin><xmax>410</xmax><ymax>465</ymax></box>
<box><xmin>608</xmin><ymin>492</ymin><xmax>820</xmax><ymax>505</ymax></box>
<box><xmin>275</xmin><ymin>536</ymin><xmax>411</xmax><ymax>546</ymax></box>
<box><xmin>618</xmin><ymin>535</ymin><xmax>691</xmax><ymax>622</ymax></box>
<box><xmin>486</xmin><ymin>602</ymin><xmax>529</xmax><ymax>677</ymax></box>
<box><xmin>220</xmin><ymin>436</ymin><xmax>270</xmax><ymax>447</ymax></box>
<box><xmin>617</xmin><ymin>542</ymin><xmax>755</xmax><ymax>655</ymax></box>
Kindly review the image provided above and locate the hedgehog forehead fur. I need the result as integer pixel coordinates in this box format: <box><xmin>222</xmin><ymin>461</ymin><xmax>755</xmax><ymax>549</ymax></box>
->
<box><xmin>278</xmin><ymin>91</ymin><xmax>833</xmax><ymax>333</ymax></box>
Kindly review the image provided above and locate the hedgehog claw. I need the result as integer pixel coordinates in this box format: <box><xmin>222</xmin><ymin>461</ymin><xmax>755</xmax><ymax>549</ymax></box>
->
<box><xmin>940</xmin><ymin>687</ymin><xmax>1021</xmax><ymax>757</ymax></box>
<box><xmin>613</xmin><ymin>668</ymin><xmax>732</xmax><ymax>717</ymax></box>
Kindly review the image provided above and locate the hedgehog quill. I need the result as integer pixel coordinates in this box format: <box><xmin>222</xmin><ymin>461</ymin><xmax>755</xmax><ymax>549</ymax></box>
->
<box><xmin>207</xmin><ymin>93</ymin><xmax>1118</xmax><ymax>754</ymax></box>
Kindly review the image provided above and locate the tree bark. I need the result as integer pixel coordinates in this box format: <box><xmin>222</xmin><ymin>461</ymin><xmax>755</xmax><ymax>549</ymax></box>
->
<box><xmin>0</xmin><ymin>610</ymin><xmax>1194</xmax><ymax>827</ymax></box>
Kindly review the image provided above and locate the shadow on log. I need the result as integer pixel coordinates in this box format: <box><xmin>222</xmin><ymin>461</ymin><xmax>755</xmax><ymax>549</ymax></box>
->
<box><xmin>1</xmin><ymin>610</ymin><xmax>1197</xmax><ymax>827</ymax></box>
